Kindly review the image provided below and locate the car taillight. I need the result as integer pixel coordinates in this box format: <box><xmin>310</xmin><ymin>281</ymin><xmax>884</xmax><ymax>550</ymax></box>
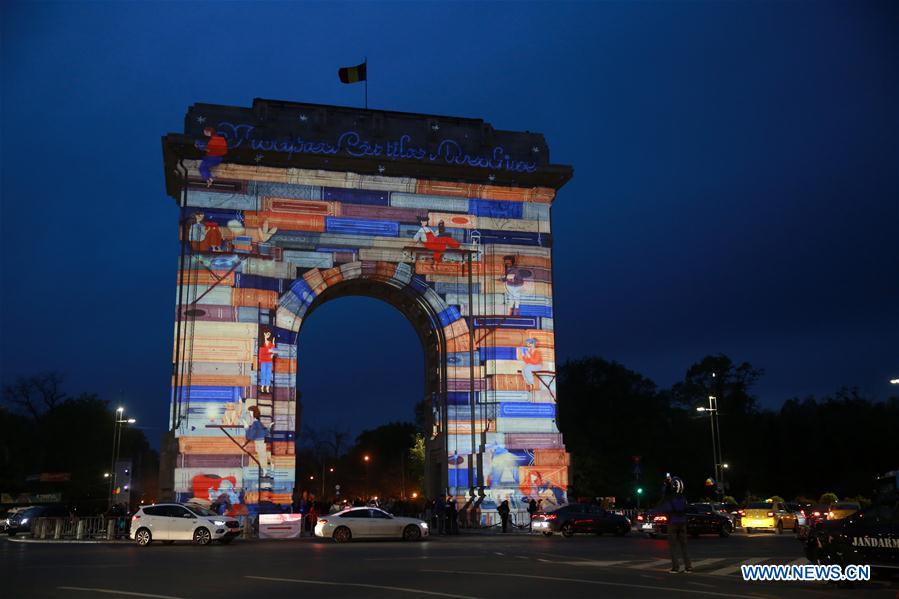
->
<box><xmin>545</xmin><ymin>514</ymin><xmax>557</xmax><ymax>520</ymax></box>
<box><xmin>653</xmin><ymin>515</ymin><xmax>667</xmax><ymax>523</ymax></box>
<box><xmin>738</xmin><ymin>510</ymin><xmax>745</xmax><ymax>516</ymax></box>
<box><xmin>131</xmin><ymin>514</ymin><xmax>140</xmax><ymax>522</ymax></box>
<box><xmin>827</xmin><ymin>512</ymin><xmax>834</xmax><ymax>519</ymax></box>
<box><xmin>318</xmin><ymin>519</ymin><xmax>327</xmax><ymax>524</ymax></box>
<box><xmin>800</xmin><ymin>510</ymin><xmax>806</xmax><ymax>517</ymax></box>
<box><xmin>637</xmin><ymin>515</ymin><xmax>644</xmax><ymax>522</ymax></box>
<box><xmin>813</xmin><ymin>511</ymin><xmax>821</xmax><ymax>517</ymax></box>
<box><xmin>767</xmin><ymin>512</ymin><xmax>774</xmax><ymax>517</ymax></box>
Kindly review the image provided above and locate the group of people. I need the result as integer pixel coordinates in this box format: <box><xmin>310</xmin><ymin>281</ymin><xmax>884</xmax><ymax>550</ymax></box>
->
<box><xmin>428</xmin><ymin>495</ymin><xmax>519</xmax><ymax>533</ymax></box>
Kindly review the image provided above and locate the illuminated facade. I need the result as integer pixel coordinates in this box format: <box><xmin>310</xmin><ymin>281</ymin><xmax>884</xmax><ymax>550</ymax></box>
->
<box><xmin>160</xmin><ymin>99</ymin><xmax>573</xmax><ymax>519</ymax></box>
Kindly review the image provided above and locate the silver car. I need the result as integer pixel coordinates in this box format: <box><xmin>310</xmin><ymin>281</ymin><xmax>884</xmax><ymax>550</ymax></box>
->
<box><xmin>314</xmin><ymin>507</ymin><xmax>429</xmax><ymax>543</ymax></box>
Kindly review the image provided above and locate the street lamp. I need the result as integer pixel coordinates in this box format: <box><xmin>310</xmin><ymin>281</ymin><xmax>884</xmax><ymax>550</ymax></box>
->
<box><xmin>697</xmin><ymin>393</ymin><xmax>725</xmax><ymax>499</ymax></box>
<box><xmin>890</xmin><ymin>379</ymin><xmax>899</xmax><ymax>385</ymax></box>
<box><xmin>363</xmin><ymin>455</ymin><xmax>371</xmax><ymax>498</ymax></box>
<box><xmin>108</xmin><ymin>407</ymin><xmax>136</xmax><ymax>509</ymax></box>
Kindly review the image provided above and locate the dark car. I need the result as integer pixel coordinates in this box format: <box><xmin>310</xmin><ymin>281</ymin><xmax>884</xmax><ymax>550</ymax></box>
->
<box><xmin>640</xmin><ymin>503</ymin><xmax>734</xmax><ymax>538</ymax></box>
<box><xmin>6</xmin><ymin>504</ymin><xmax>70</xmax><ymax>537</ymax></box>
<box><xmin>714</xmin><ymin>502</ymin><xmax>741</xmax><ymax>527</ymax></box>
<box><xmin>806</xmin><ymin>504</ymin><xmax>831</xmax><ymax>528</ymax></box>
<box><xmin>805</xmin><ymin>498</ymin><xmax>898</xmax><ymax>576</ymax></box>
<box><xmin>531</xmin><ymin>503</ymin><xmax>631</xmax><ymax>537</ymax></box>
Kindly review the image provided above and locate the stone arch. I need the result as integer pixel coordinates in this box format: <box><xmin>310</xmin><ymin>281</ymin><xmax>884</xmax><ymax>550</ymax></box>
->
<box><xmin>162</xmin><ymin>99</ymin><xmax>573</xmax><ymax>525</ymax></box>
<box><xmin>273</xmin><ymin>259</ymin><xmax>467</xmax><ymax>497</ymax></box>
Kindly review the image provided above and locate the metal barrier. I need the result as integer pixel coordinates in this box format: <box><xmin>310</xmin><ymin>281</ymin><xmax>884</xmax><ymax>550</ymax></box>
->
<box><xmin>30</xmin><ymin>516</ymin><xmax>121</xmax><ymax>541</ymax></box>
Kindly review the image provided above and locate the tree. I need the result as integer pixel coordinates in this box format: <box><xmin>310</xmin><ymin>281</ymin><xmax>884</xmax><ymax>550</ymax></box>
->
<box><xmin>670</xmin><ymin>355</ymin><xmax>763</xmax><ymax>415</ymax></box>
<box><xmin>820</xmin><ymin>492</ymin><xmax>839</xmax><ymax>504</ymax></box>
<box><xmin>2</xmin><ymin>372</ymin><xmax>67</xmax><ymax>420</ymax></box>
<box><xmin>556</xmin><ymin>357</ymin><xmax>672</xmax><ymax>501</ymax></box>
<box><xmin>408</xmin><ymin>434</ymin><xmax>426</xmax><ymax>492</ymax></box>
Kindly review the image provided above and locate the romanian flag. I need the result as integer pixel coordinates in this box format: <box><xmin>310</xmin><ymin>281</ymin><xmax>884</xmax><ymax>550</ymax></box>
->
<box><xmin>338</xmin><ymin>61</ymin><xmax>367</xmax><ymax>84</ymax></box>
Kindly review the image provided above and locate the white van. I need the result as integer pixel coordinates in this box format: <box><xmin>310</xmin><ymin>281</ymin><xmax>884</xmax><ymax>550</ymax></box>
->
<box><xmin>130</xmin><ymin>503</ymin><xmax>240</xmax><ymax>546</ymax></box>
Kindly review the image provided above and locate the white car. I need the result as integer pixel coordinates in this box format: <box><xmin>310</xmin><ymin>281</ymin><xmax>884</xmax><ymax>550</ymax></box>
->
<box><xmin>130</xmin><ymin>503</ymin><xmax>240</xmax><ymax>546</ymax></box>
<box><xmin>314</xmin><ymin>507</ymin><xmax>429</xmax><ymax>543</ymax></box>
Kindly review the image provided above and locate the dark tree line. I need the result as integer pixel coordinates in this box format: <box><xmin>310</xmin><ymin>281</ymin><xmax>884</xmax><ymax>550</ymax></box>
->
<box><xmin>0</xmin><ymin>373</ymin><xmax>158</xmax><ymax>511</ymax></box>
<box><xmin>557</xmin><ymin>355</ymin><xmax>899</xmax><ymax>506</ymax></box>
<box><xmin>293</xmin><ymin>421</ymin><xmax>423</xmax><ymax>501</ymax></box>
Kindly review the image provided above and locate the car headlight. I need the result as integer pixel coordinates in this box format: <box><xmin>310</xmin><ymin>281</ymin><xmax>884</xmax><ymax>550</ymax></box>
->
<box><xmin>20</xmin><ymin>518</ymin><xmax>29</xmax><ymax>524</ymax></box>
<box><xmin>212</xmin><ymin>520</ymin><xmax>225</xmax><ymax>526</ymax></box>
<box><xmin>420</xmin><ymin>522</ymin><xmax>429</xmax><ymax>529</ymax></box>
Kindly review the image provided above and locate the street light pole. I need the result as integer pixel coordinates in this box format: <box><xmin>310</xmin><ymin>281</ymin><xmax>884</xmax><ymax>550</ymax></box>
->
<box><xmin>712</xmin><ymin>395</ymin><xmax>724</xmax><ymax>494</ymax></box>
<box><xmin>108</xmin><ymin>407</ymin><xmax>124</xmax><ymax>509</ymax></box>
<box><xmin>363</xmin><ymin>455</ymin><xmax>370</xmax><ymax>499</ymax></box>
<box><xmin>108</xmin><ymin>407</ymin><xmax>136</xmax><ymax>510</ymax></box>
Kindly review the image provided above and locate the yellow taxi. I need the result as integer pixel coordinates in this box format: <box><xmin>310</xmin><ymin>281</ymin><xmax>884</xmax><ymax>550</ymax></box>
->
<box><xmin>742</xmin><ymin>500</ymin><xmax>797</xmax><ymax>534</ymax></box>
<box><xmin>826</xmin><ymin>502</ymin><xmax>860</xmax><ymax>521</ymax></box>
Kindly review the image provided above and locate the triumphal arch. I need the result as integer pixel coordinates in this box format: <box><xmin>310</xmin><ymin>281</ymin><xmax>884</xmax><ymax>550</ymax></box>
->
<box><xmin>160</xmin><ymin>99</ymin><xmax>573</xmax><ymax>520</ymax></box>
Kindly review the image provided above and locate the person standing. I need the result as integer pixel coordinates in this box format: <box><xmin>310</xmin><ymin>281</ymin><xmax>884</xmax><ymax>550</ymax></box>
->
<box><xmin>660</xmin><ymin>475</ymin><xmax>692</xmax><ymax>573</ymax></box>
<box><xmin>498</xmin><ymin>499</ymin><xmax>511</xmax><ymax>533</ymax></box>
<box><xmin>527</xmin><ymin>498</ymin><xmax>538</xmax><ymax>530</ymax></box>
<box><xmin>434</xmin><ymin>495</ymin><xmax>447</xmax><ymax>535</ymax></box>
<box><xmin>448</xmin><ymin>496</ymin><xmax>459</xmax><ymax>535</ymax></box>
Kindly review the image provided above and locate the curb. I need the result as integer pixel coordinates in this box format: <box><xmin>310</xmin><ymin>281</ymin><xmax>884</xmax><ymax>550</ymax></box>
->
<box><xmin>6</xmin><ymin>537</ymin><xmax>131</xmax><ymax>545</ymax></box>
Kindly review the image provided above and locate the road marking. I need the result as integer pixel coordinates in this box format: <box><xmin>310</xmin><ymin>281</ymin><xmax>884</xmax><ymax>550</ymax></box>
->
<box><xmin>364</xmin><ymin>555</ymin><xmax>472</xmax><ymax>561</ymax></box>
<box><xmin>557</xmin><ymin>560</ymin><xmax>628</xmax><ymax>566</ymax></box>
<box><xmin>706</xmin><ymin>557</ymin><xmax>767</xmax><ymax>576</ymax></box>
<box><xmin>419</xmin><ymin>569</ymin><xmax>761</xmax><ymax>598</ymax></box>
<box><xmin>57</xmin><ymin>588</ymin><xmax>186</xmax><ymax>599</ymax></box>
<box><xmin>246</xmin><ymin>576</ymin><xmax>482</xmax><ymax>599</ymax></box>
<box><xmin>689</xmin><ymin>558</ymin><xmax>728</xmax><ymax>569</ymax></box>
<box><xmin>629</xmin><ymin>559</ymin><xmax>671</xmax><ymax>570</ymax></box>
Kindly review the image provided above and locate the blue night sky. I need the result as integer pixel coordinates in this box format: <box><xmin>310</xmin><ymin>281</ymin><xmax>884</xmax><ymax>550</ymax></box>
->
<box><xmin>1</xmin><ymin>1</ymin><xmax>896</xmax><ymax>447</ymax></box>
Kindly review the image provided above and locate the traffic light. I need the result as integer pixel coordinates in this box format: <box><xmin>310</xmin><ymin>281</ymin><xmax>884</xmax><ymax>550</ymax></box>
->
<box><xmin>636</xmin><ymin>487</ymin><xmax>643</xmax><ymax>495</ymax></box>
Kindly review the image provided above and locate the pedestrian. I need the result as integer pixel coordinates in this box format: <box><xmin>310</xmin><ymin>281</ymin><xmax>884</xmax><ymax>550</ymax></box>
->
<box><xmin>659</xmin><ymin>474</ymin><xmax>692</xmax><ymax>573</ymax></box>
<box><xmin>435</xmin><ymin>495</ymin><xmax>447</xmax><ymax>535</ymax></box>
<box><xmin>498</xmin><ymin>499</ymin><xmax>511</xmax><ymax>533</ymax></box>
<box><xmin>448</xmin><ymin>496</ymin><xmax>459</xmax><ymax>535</ymax></box>
<box><xmin>527</xmin><ymin>498</ymin><xmax>538</xmax><ymax>530</ymax></box>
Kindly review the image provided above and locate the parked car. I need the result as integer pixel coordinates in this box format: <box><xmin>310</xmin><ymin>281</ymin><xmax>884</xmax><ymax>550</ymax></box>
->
<box><xmin>742</xmin><ymin>501</ymin><xmax>798</xmax><ymax>534</ymax></box>
<box><xmin>6</xmin><ymin>505</ymin><xmax>70</xmax><ymax>537</ymax></box>
<box><xmin>827</xmin><ymin>502</ymin><xmax>860</xmax><ymax>521</ymax></box>
<box><xmin>712</xmin><ymin>502</ymin><xmax>741</xmax><ymax>526</ymax></box>
<box><xmin>806</xmin><ymin>504</ymin><xmax>831</xmax><ymax>528</ymax></box>
<box><xmin>640</xmin><ymin>504</ymin><xmax>733</xmax><ymax>538</ymax></box>
<box><xmin>785</xmin><ymin>502</ymin><xmax>808</xmax><ymax>527</ymax></box>
<box><xmin>130</xmin><ymin>503</ymin><xmax>241</xmax><ymax>546</ymax></box>
<box><xmin>531</xmin><ymin>503</ymin><xmax>630</xmax><ymax>537</ymax></box>
<box><xmin>0</xmin><ymin>507</ymin><xmax>29</xmax><ymax>532</ymax></box>
<box><xmin>314</xmin><ymin>507</ymin><xmax>429</xmax><ymax>543</ymax></box>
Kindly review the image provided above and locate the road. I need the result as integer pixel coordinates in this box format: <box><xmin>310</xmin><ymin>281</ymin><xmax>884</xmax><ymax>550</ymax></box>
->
<box><xmin>2</xmin><ymin>531</ymin><xmax>895</xmax><ymax>598</ymax></box>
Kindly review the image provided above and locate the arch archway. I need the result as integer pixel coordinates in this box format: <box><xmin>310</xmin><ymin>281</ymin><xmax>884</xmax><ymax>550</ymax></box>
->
<box><xmin>276</xmin><ymin>261</ymin><xmax>462</xmax><ymax>500</ymax></box>
<box><xmin>162</xmin><ymin>99</ymin><xmax>573</xmax><ymax>526</ymax></box>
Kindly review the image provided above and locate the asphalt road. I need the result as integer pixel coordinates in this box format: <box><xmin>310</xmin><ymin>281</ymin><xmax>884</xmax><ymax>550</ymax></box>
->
<box><xmin>3</xmin><ymin>530</ymin><xmax>895</xmax><ymax>598</ymax></box>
